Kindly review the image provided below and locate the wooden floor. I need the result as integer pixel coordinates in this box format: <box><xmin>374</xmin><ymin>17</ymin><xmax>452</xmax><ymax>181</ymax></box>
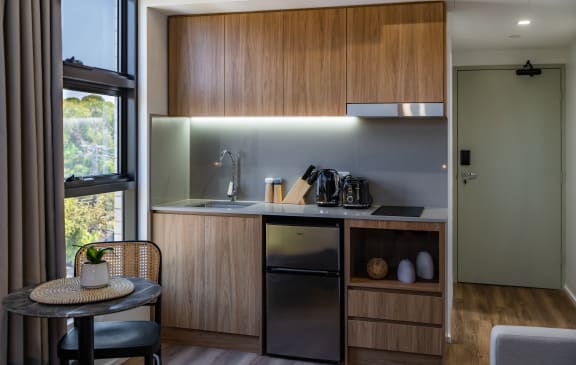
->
<box><xmin>122</xmin><ymin>345</ymin><xmax>321</xmax><ymax>365</ymax></box>
<box><xmin>445</xmin><ymin>282</ymin><xmax>576</xmax><ymax>365</ymax></box>
<box><xmin>125</xmin><ymin>283</ymin><xmax>576</xmax><ymax>365</ymax></box>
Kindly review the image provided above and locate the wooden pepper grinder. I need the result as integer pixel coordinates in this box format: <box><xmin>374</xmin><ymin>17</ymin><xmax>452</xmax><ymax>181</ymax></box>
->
<box><xmin>273</xmin><ymin>178</ymin><xmax>283</xmax><ymax>203</ymax></box>
<box><xmin>264</xmin><ymin>177</ymin><xmax>274</xmax><ymax>203</ymax></box>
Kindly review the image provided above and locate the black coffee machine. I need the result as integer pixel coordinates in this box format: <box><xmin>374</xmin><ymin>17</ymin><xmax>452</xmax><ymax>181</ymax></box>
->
<box><xmin>316</xmin><ymin>169</ymin><xmax>341</xmax><ymax>207</ymax></box>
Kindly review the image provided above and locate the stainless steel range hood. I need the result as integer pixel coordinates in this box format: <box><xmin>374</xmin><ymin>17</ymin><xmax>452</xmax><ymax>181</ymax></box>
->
<box><xmin>346</xmin><ymin>103</ymin><xmax>444</xmax><ymax>117</ymax></box>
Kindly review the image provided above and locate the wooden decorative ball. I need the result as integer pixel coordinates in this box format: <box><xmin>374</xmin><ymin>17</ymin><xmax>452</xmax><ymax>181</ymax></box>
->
<box><xmin>367</xmin><ymin>258</ymin><xmax>388</xmax><ymax>280</ymax></box>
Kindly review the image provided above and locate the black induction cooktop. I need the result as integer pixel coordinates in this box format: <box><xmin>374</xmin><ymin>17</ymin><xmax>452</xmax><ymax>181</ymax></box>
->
<box><xmin>371</xmin><ymin>205</ymin><xmax>424</xmax><ymax>217</ymax></box>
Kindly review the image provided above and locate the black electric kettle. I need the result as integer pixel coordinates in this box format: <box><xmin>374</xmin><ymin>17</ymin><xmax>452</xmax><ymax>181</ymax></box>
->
<box><xmin>316</xmin><ymin>169</ymin><xmax>341</xmax><ymax>207</ymax></box>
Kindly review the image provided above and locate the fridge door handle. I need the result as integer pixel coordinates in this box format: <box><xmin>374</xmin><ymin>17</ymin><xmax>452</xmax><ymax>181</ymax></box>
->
<box><xmin>266</xmin><ymin>267</ymin><xmax>340</xmax><ymax>276</ymax></box>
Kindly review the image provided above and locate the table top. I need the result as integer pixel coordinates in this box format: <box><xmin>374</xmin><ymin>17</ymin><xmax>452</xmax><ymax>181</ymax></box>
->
<box><xmin>1</xmin><ymin>276</ymin><xmax>161</xmax><ymax>318</ymax></box>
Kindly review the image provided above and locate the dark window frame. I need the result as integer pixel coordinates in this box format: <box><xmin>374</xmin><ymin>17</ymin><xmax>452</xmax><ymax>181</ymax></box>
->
<box><xmin>62</xmin><ymin>0</ymin><xmax>138</xmax><ymax>238</ymax></box>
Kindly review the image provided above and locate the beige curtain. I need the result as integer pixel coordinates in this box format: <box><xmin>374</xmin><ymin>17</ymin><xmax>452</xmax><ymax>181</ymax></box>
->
<box><xmin>0</xmin><ymin>0</ymin><xmax>66</xmax><ymax>364</ymax></box>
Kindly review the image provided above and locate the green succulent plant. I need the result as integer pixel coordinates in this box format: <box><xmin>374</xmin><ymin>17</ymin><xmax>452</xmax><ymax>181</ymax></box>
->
<box><xmin>75</xmin><ymin>245</ymin><xmax>114</xmax><ymax>264</ymax></box>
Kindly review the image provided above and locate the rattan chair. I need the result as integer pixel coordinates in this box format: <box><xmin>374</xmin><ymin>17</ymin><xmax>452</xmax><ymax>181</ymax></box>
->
<box><xmin>57</xmin><ymin>240</ymin><xmax>162</xmax><ymax>365</ymax></box>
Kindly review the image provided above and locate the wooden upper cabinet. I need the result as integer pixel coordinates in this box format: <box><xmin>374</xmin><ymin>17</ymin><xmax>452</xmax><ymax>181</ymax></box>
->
<box><xmin>168</xmin><ymin>4</ymin><xmax>445</xmax><ymax>115</ymax></box>
<box><xmin>284</xmin><ymin>9</ymin><xmax>346</xmax><ymax>116</ymax></box>
<box><xmin>347</xmin><ymin>2</ymin><xmax>445</xmax><ymax>103</ymax></box>
<box><xmin>168</xmin><ymin>15</ymin><xmax>225</xmax><ymax>116</ymax></box>
<box><xmin>225</xmin><ymin>12</ymin><xmax>284</xmax><ymax>116</ymax></box>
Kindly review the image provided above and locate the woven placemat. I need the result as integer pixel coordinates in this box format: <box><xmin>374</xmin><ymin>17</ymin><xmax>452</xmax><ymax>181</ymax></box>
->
<box><xmin>30</xmin><ymin>277</ymin><xmax>134</xmax><ymax>305</ymax></box>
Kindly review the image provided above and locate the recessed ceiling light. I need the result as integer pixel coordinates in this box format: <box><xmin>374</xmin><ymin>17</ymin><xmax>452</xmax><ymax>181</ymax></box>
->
<box><xmin>517</xmin><ymin>20</ymin><xmax>531</xmax><ymax>26</ymax></box>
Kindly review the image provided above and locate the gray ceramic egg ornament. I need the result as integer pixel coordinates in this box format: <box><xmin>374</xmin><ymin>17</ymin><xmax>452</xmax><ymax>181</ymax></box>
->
<box><xmin>397</xmin><ymin>259</ymin><xmax>416</xmax><ymax>283</ymax></box>
<box><xmin>416</xmin><ymin>251</ymin><xmax>434</xmax><ymax>280</ymax></box>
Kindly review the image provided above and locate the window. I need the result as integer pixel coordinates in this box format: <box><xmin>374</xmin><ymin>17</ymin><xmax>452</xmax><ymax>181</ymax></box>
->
<box><xmin>62</xmin><ymin>0</ymin><xmax>119</xmax><ymax>71</ymax></box>
<box><xmin>63</xmin><ymin>90</ymin><xmax>119</xmax><ymax>176</ymax></box>
<box><xmin>62</xmin><ymin>0</ymin><xmax>137</xmax><ymax>274</ymax></box>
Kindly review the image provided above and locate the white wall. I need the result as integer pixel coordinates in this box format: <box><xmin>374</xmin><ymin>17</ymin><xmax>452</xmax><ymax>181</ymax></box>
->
<box><xmin>453</xmin><ymin>47</ymin><xmax>569</xmax><ymax>66</ymax></box>
<box><xmin>138</xmin><ymin>5</ymin><xmax>169</xmax><ymax>239</ymax></box>
<box><xmin>446</xmin><ymin>32</ymin><xmax>454</xmax><ymax>343</ymax></box>
<box><xmin>564</xmin><ymin>38</ymin><xmax>576</xmax><ymax>299</ymax></box>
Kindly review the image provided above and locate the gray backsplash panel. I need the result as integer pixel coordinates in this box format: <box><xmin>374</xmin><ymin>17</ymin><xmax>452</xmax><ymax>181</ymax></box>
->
<box><xmin>186</xmin><ymin>117</ymin><xmax>448</xmax><ymax>207</ymax></box>
<box><xmin>150</xmin><ymin>117</ymin><xmax>190</xmax><ymax>205</ymax></box>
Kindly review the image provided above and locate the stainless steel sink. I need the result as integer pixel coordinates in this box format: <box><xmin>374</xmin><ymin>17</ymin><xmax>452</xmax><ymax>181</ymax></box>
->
<box><xmin>184</xmin><ymin>201</ymin><xmax>255</xmax><ymax>209</ymax></box>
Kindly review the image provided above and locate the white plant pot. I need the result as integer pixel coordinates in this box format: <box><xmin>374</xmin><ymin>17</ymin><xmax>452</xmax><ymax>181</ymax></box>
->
<box><xmin>80</xmin><ymin>262</ymin><xmax>110</xmax><ymax>288</ymax></box>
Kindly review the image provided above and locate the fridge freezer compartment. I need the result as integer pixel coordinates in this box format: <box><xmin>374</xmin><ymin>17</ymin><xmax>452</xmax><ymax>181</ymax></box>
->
<box><xmin>266</xmin><ymin>224</ymin><xmax>341</xmax><ymax>271</ymax></box>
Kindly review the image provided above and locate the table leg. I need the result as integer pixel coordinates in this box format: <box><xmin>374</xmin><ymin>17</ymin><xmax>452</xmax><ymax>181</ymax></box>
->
<box><xmin>76</xmin><ymin>316</ymin><xmax>95</xmax><ymax>365</ymax></box>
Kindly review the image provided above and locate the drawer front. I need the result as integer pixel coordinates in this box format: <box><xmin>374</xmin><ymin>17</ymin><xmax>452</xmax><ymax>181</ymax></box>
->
<box><xmin>348</xmin><ymin>347</ymin><xmax>443</xmax><ymax>365</ymax></box>
<box><xmin>348</xmin><ymin>289</ymin><xmax>443</xmax><ymax>325</ymax></box>
<box><xmin>348</xmin><ymin>319</ymin><xmax>443</xmax><ymax>356</ymax></box>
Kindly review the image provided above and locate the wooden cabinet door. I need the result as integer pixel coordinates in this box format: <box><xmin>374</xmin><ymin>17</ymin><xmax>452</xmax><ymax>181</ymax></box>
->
<box><xmin>152</xmin><ymin>213</ymin><xmax>206</xmax><ymax>329</ymax></box>
<box><xmin>225</xmin><ymin>12</ymin><xmax>283</xmax><ymax>116</ymax></box>
<box><xmin>168</xmin><ymin>15</ymin><xmax>225</xmax><ymax>116</ymax></box>
<box><xmin>204</xmin><ymin>215</ymin><xmax>261</xmax><ymax>336</ymax></box>
<box><xmin>152</xmin><ymin>213</ymin><xmax>261</xmax><ymax>336</ymax></box>
<box><xmin>284</xmin><ymin>9</ymin><xmax>346</xmax><ymax>116</ymax></box>
<box><xmin>347</xmin><ymin>2</ymin><xmax>445</xmax><ymax>103</ymax></box>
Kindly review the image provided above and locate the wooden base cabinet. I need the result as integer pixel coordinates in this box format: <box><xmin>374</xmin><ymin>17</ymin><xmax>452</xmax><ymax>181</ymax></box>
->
<box><xmin>345</xmin><ymin>219</ymin><xmax>446</xmax><ymax>364</ymax></box>
<box><xmin>152</xmin><ymin>212</ymin><xmax>262</xmax><ymax>337</ymax></box>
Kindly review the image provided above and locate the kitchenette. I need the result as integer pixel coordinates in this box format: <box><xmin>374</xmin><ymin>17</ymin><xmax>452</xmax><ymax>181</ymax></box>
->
<box><xmin>146</xmin><ymin>1</ymin><xmax>448</xmax><ymax>364</ymax></box>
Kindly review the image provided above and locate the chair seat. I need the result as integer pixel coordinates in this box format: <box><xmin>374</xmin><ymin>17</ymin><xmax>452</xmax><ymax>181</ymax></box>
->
<box><xmin>58</xmin><ymin>321</ymin><xmax>161</xmax><ymax>358</ymax></box>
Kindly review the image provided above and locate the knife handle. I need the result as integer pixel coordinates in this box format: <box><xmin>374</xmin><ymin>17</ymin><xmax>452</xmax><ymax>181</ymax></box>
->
<box><xmin>302</xmin><ymin>165</ymin><xmax>316</xmax><ymax>180</ymax></box>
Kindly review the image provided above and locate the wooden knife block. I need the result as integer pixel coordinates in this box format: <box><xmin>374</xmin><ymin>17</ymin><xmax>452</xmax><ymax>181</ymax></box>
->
<box><xmin>282</xmin><ymin>178</ymin><xmax>310</xmax><ymax>205</ymax></box>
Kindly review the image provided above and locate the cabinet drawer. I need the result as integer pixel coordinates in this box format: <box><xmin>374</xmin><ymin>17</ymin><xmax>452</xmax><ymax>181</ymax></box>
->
<box><xmin>348</xmin><ymin>289</ymin><xmax>443</xmax><ymax>325</ymax></box>
<box><xmin>348</xmin><ymin>347</ymin><xmax>443</xmax><ymax>365</ymax></box>
<box><xmin>348</xmin><ymin>319</ymin><xmax>443</xmax><ymax>356</ymax></box>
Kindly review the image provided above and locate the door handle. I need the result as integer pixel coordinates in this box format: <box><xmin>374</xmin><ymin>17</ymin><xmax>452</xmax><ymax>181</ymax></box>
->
<box><xmin>462</xmin><ymin>170</ymin><xmax>478</xmax><ymax>184</ymax></box>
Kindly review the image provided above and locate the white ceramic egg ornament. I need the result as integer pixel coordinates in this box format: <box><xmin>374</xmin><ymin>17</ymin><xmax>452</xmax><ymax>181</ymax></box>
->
<box><xmin>416</xmin><ymin>251</ymin><xmax>434</xmax><ymax>280</ymax></box>
<box><xmin>397</xmin><ymin>259</ymin><xmax>416</xmax><ymax>283</ymax></box>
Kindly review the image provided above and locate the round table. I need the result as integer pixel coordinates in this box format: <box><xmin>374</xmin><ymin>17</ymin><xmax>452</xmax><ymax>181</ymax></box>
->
<box><xmin>2</xmin><ymin>276</ymin><xmax>161</xmax><ymax>365</ymax></box>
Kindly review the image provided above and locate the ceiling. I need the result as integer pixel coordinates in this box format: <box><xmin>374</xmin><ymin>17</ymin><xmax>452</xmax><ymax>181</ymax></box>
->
<box><xmin>447</xmin><ymin>0</ymin><xmax>576</xmax><ymax>50</ymax></box>
<box><xmin>145</xmin><ymin>0</ymin><xmax>576</xmax><ymax>51</ymax></box>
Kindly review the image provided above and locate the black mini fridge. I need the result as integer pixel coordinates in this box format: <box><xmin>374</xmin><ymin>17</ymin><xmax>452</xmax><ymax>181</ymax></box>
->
<box><xmin>264</xmin><ymin>217</ymin><xmax>343</xmax><ymax>363</ymax></box>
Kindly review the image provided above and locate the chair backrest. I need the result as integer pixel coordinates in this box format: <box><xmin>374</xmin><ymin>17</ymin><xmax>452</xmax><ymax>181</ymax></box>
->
<box><xmin>74</xmin><ymin>240</ymin><xmax>162</xmax><ymax>284</ymax></box>
<box><xmin>74</xmin><ymin>240</ymin><xmax>163</xmax><ymax>326</ymax></box>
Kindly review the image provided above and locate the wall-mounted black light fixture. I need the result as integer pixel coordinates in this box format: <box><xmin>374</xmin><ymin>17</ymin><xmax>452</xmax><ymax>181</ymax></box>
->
<box><xmin>516</xmin><ymin>60</ymin><xmax>542</xmax><ymax>77</ymax></box>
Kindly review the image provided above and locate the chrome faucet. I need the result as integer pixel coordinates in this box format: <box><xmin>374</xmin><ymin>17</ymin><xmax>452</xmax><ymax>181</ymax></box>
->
<box><xmin>216</xmin><ymin>149</ymin><xmax>239</xmax><ymax>201</ymax></box>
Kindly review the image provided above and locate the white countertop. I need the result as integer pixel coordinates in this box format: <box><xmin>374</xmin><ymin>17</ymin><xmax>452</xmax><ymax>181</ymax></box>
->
<box><xmin>152</xmin><ymin>199</ymin><xmax>448</xmax><ymax>223</ymax></box>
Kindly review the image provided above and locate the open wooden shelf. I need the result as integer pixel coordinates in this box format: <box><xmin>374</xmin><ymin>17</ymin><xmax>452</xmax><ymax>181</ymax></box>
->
<box><xmin>349</xmin><ymin>277</ymin><xmax>442</xmax><ymax>293</ymax></box>
<box><xmin>347</xmin><ymin>225</ymin><xmax>442</xmax><ymax>290</ymax></box>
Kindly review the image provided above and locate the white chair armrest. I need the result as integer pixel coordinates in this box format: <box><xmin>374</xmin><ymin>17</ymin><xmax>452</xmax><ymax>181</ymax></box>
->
<box><xmin>491</xmin><ymin>325</ymin><xmax>576</xmax><ymax>365</ymax></box>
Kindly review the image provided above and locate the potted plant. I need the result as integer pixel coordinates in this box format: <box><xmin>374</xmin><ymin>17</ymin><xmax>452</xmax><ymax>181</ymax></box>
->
<box><xmin>76</xmin><ymin>245</ymin><xmax>114</xmax><ymax>288</ymax></box>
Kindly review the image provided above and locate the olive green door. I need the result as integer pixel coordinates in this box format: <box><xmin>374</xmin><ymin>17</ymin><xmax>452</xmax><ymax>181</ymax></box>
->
<box><xmin>457</xmin><ymin>67</ymin><xmax>562</xmax><ymax>289</ymax></box>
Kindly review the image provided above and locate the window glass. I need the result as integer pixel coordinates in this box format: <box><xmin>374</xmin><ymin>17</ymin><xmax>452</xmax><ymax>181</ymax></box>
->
<box><xmin>62</xmin><ymin>0</ymin><xmax>119</xmax><ymax>71</ymax></box>
<box><xmin>64</xmin><ymin>192</ymin><xmax>124</xmax><ymax>277</ymax></box>
<box><xmin>62</xmin><ymin>0</ymin><xmax>135</xmax><ymax>278</ymax></box>
<box><xmin>63</xmin><ymin>90</ymin><xmax>119</xmax><ymax>177</ymax></box>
